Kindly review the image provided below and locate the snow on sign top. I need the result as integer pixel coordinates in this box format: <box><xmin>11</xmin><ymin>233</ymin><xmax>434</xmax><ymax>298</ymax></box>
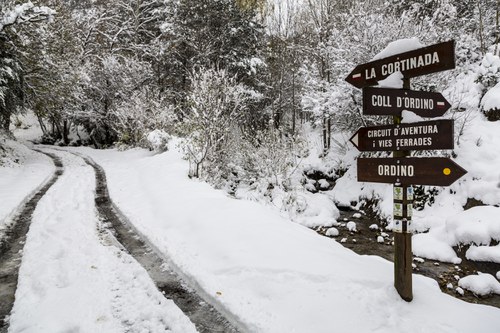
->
<box><xmin>345</xmin><ymin>40</ymin><xmax>456</xmax><ymax>89</ymax></box>
<box><xmin>372</xmin><ymin>38</ymin><xmax>424</xmax><ymax>61</ymax></box>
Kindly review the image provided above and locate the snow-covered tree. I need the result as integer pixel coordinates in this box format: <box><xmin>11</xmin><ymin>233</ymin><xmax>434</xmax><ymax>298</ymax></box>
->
<box><xmin>0</xmin><ymin>1</ymin><xmax>54</xmax><ymax>132</ymax></box>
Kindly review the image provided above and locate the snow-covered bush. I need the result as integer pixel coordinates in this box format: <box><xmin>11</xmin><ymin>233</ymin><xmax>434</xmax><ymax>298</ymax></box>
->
<box><xmin>237</xmin><ymin>126</ymin><xmax>307</xmax><ymax>189</ymax></box>
<box><xmin>146</xmin><ymin>129</ymin><xmax>170</xmax><ymax>153</ymax></box>
<box><xmin>179</xmin><ymin>67</ymin><xmax>259</xmax><ymax>179</ymax></box>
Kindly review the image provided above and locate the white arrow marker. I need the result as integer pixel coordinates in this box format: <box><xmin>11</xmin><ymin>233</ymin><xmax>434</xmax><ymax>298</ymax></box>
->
<box><xmin>350</xmin><ymin>132</ymin><xmax>359</xmax><ymax>148</ymax></box>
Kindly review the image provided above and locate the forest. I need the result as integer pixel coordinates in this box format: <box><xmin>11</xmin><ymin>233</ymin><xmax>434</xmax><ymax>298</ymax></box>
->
<box><xmin>1</xmin><ymin>0</ymin><xmax>499</xmax><ymax>206</ymax></box>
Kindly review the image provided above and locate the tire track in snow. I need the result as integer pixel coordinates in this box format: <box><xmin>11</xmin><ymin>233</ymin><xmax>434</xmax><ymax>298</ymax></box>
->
<box><xmin>0</xmin><ymin>151</ymin><xmax>63</xmax><ymax>332</ymax></box>
<box><xmin>79</xmin><ymin>153</ymin><xmax>242</xmax><ymax>333</ymax></box>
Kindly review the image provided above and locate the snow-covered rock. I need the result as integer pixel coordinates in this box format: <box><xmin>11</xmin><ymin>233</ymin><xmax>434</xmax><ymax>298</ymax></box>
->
<box><xmin>458</xmin><ymin>273</ymin><xmax>500</xmax><ymax>296</ymax></box>
<box><xmin>326</xmin><ymin>227</ymin><xmax>339</xmax><ymax>237</ymax></box>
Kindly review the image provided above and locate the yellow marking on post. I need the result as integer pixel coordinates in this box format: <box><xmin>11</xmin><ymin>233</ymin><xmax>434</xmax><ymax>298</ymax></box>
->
<box><xmin>443</xmin><ymin>168</ymin><xmax>451</xmax><ymax>176</ymax></box>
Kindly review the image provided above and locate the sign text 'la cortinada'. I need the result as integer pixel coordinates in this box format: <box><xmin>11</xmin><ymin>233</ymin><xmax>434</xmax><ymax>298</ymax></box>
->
<box><xmin>345</xmin><ymin>40</ymin><xmax>455</xmax><ymax>89</ymax></box>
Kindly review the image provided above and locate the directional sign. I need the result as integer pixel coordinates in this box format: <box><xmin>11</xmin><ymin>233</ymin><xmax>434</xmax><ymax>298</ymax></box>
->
<box><xmin>346</xmin><ymin>40</ymin><xmax>455</xmax><ymax>89</ymax></box>
<box><xmin>349</xmin><ymin>120</ymin><xmax>454</xmax><ymax>152</ymax></box>
<box><xmin>362</xmin><ymin>87</ymin><xmax>451</xmax><ymax>117</ymax></box>
<box><xmin>357</xmin><ymin>157</ymin><xmax>467</xmax><ymax>186</ymax></box>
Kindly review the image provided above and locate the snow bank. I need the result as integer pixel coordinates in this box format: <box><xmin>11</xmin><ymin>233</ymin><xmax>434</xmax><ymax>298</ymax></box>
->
<box><xmin>0</xmin><ymin>139</ymin><xmax>54</xmax><ymax>231</ymax></box>
<box><xmin>481</xmin><ymin>81</ymin><xmax>500</xmax><ymax>111</ymax></box>
<box><xmin>413</xmin><ymin>206</ymin><xmax>500</xmax><ymax>264</ymax></box>
<box><xmin>413</xmin><ymin>229</ymin><xmax>462</xmax><ymax>264</ymax></box>
<box><xmin>446</xmin><ymin>206</ymin><xmax>500</xmax><ymax>246</ymax></box>
<box><xmin>466</xmin><ymin>245</ymin><xmax>500</xmax><ymax>263</ymax></box>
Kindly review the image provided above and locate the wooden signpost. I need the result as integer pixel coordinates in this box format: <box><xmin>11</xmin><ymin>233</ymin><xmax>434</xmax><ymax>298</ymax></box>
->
<box><xmin>345</xmin><ymin>40</ymin><xmax>465</xmax><ymax>302</ymax></box>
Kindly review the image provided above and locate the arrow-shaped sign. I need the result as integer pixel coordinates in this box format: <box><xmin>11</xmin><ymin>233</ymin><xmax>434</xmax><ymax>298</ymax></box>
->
<box><xmin>357</xmin><ymin>157</ymin><xmax>467</xmax><ymax>186</ymax></box>
<box><xmin>362</xmin><ymin>87</ymin><xmax>451</xmax><ymax>117</ymax></box>
<box><xmin>350</xmin><ymin>120</ymin><xmax>454</xmax><ymax>152</ymax></box>
<box><xmin>346</xmin><ymin>40</ymin><xmax>455</xmax><ymax>89</ymax></box>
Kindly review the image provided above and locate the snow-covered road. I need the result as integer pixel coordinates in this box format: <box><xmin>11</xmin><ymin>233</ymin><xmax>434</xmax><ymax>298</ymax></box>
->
<box><xmin>6</xmin><ymin>149</ymin><xmax>197</xmax><ymax>333</ymax></box>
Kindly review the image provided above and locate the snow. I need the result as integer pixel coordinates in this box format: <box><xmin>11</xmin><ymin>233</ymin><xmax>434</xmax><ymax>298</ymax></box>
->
<box><xmin>8</xmin><ymin>149</ymin><xmax>196</xmax><ymax>333</ymax></box>
<box><xmin>0</xmin><ymin>139</ymin><xmax>53</xmax><ymax>232</ymax></box>
<box><xmin>289</xmin><ymin>191</ymin><xmax>339</xmax><ymax>228</ymax></box>
<box><xmin>372</xmin><ymin>37</ymin><xmax>424</xmax><ymax>61</ymax></box>
<box><xmin>325</xmin><ymin>227</ymin><xmax>339</xmax><ymax>237</ymax></box>
<box><xmin>0</xmin><ymin>2</ymin><xmax>55</xmax><ymax>32</ymax></box>
<box><xmin>446</xmin><ymin>206</ymin><xmax>500</xmax><ymax>246</ymax></box>
<box><xmin>376</xmin><ymin>71</ymin><xmax>404</xmax><ymax>88</ymax></box>
<box><xmin>458</xmin><ymin>273</ymin><xmax>500</xmax><ymax>296</ymax></box>
<box><xmin>481</xmin><ymin>81</ymin><xmax>500</xmax><ymax>111</ymax></box>
<box><xmin>401</xmin><ymin>110</ymin><xmax>425</xmax><ymax>123</ymax></box>
<box><xmin>317</xmin><ymin>178</ymin><xmax>330</xmax><ymax>189</ymax></box>
<box><xmin>413</xmin><ymin>231</ymin><xmax>462</xmax><ymax>264</ymax></box>
<box><xmin>65</xmin><ymin>141</ymin><xmax>500</xmax><ymax>333</ymax></box>
<box><xmin>414</xmin><ymin>204</ymin><xmax>500</xmax><ymax>265</ymax></box>
<box><xmin>377</xmin><ymin>236</ymin><xmax>384</xmax><ymax>243</ymax></box>
<box><xmin>346</xmin><ymin>221</ymin><xmax>357</xmax><ymax>232</ymax></box>
<box><xmin>146</xmin><ymin>129</ymin><xmax>170</xmax><ymax>153</ymax></box>
<box><xmin>466</xmin><ymin>244</ymin><xmax>500</xmax><ymax>263</ymax></box>
<box><xmin>369</xmin><ymin>224</ymin><xmax>379</xmax><ymax>230</ymax></box>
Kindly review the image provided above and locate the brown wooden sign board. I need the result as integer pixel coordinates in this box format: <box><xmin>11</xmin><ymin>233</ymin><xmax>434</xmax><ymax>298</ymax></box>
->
<box><xmin>357</xmin><ymin>157</ymin><xmax>467</xmax><ymax>186</ymax></box>
<box><xmin>345</xmin><ymin>40</ymin><xmax>455</xmax><ymax>89</ymax></box>
<box><xmin>350</xmin><ymin>120</ymin><xmax>454</xmax><ymax>152</ymax></box>
<box><xmin>362</xmin><ymin>87</ymin><xmax>451</xmax><ymax>117</ymax></box>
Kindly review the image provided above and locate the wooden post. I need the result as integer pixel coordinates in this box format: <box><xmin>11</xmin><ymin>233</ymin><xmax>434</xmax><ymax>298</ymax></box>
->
<box><xmin>393</xmin><ymin>78</ymin><xmax>413</xmax><ymax>302</ymax></box>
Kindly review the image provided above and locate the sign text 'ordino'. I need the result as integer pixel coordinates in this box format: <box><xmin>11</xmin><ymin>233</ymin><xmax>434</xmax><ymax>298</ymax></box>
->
<box><xmin>350</xmin><ymin>120</ymin><xmax>454</xmax><ymax>151</ymax></box>
<box><xmin>362</xmin><ymin>87</ymin><xmax>451</xmax><ymax>117</ymax></box>
<box><xmin>357</xmin><ymin>157</ymin><xmax>467</xmax><ymax>186</ymax></box>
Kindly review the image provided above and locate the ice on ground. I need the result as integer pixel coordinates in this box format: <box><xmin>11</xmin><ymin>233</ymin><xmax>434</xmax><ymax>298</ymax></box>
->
<box><xmin>459</xmin><ymin>273</ymin><xmax>500</xmax><ymax>296</ymax></box>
